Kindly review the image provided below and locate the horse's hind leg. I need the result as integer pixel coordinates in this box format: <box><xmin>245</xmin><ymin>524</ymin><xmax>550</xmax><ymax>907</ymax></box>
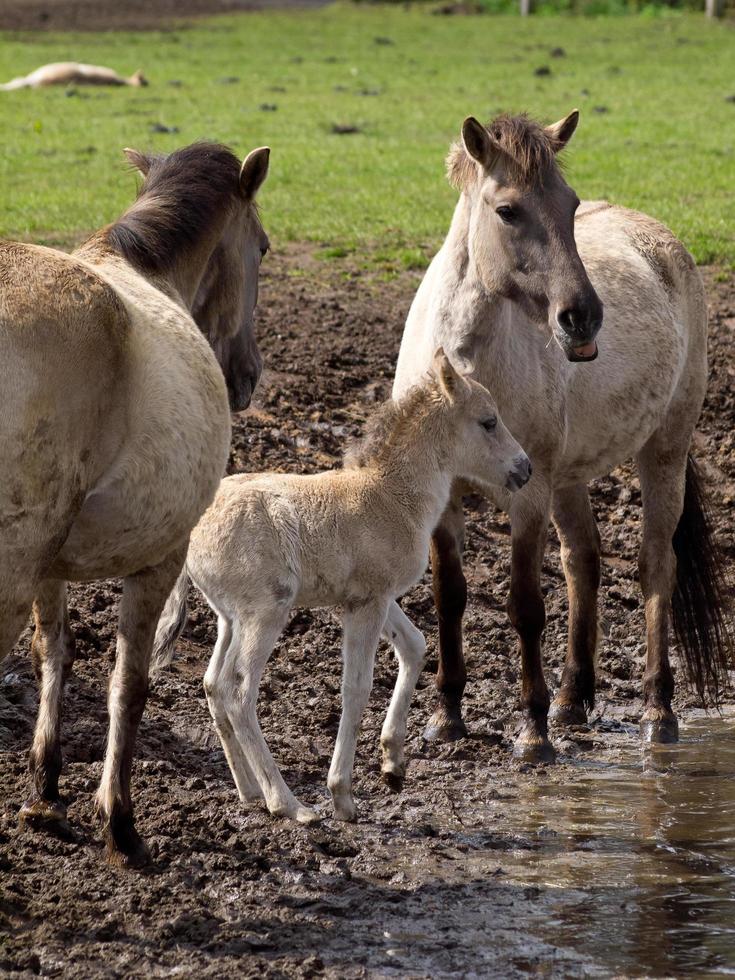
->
<box><xmin>210</xmin><ymin>605</ymin><xmax>319</xmax><ymax>824</ymax></box>
<box><xmin>549</xmin><ymin>485</ymin><xmax>601</xmax><ymax>727</ymax></box>
<box><xmin>637</xmin><ymin>438</ymin><xmax>688</xmax><ymax>744</ymax></box>
<box><xmin>19</xmin><ymin>580</ymin><xmax>76</xmax><ymax>832</ymax></box>
<box><xmin>96</xmin><ymin>547</ymin><xmax>186</xmax><ymax>867</ymax></box>
<box><xmin>203</xmin><ymin>612</ymin><xmax>262</xmax><ymax>803</ymax></box>
<box><xmin>380</xmin><ymin>601</ymin><xmax>427</xmax><ymax>792</ymax></box>
<box><xmin>425</xmin><ymin>492</ymin><xmax>468</xmax><ymax>742</ymax></box>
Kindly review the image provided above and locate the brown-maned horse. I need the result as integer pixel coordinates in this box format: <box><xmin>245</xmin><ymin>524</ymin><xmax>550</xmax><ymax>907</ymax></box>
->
<box><xmin>0</xmin><ymin>141</ymin><xmax>269</xmax><ymax>865</ymax></box>
<box><xmin>394</xmin><ymin>111</ymin><xmax>732</xmax><ymax>762</ymax></box>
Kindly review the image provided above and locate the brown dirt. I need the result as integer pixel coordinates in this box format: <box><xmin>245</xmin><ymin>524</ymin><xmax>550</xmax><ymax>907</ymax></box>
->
<box><xmin>0</xmin><ymin>0</ymin><xmax>325</xmax><ymax>33</ymax></box>
<box><xmin>1</xmin><ymin>248</ymin><xmax>734</xmax><ymax>977</ymax></box>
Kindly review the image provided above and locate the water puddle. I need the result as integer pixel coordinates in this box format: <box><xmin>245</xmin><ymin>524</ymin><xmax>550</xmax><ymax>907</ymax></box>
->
<box><xmin>374</xmin><ymin>713</ymin><xmax>735</xmax><ymax>977</ymax></box>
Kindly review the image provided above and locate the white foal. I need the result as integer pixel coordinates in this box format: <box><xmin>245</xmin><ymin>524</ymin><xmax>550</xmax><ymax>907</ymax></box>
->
<box><xmin>154</xmin><ymin>351</ymin><xmax>530</xmax><ymax>823</ymax></box>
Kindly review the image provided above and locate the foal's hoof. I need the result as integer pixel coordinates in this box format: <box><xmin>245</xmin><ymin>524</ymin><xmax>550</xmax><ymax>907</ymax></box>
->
<box><xmin>549</xmin><ymin>700</ymin><xmax>588</xmax><ymax>728</ymax></box>
<box><xmin>512</xmin><ymin>736</ymin><xmax>556</xmax><ymax>765</ymax></box>
<box><xmin>381</xmin><ymin>768</ymin><xmax>405</xmax><ymax>794</ymax></box>
<box><xmin>19</xmin><ymin>797</ymin><xmax>73</xmax><ymax>838</ymax></box>
<box><xmin>640</xmin><ymin>713</ymin><xmax>679</xmax><ymax>745</ymax></box>
<box><xmin>423</xmin><ymin>706</ymin><xmax>468</xmax><ymax>743</ymax></box>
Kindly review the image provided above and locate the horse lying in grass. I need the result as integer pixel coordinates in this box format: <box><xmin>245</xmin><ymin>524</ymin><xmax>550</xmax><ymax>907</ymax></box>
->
<box><xmin>153</xmin><ymin>351</ymin><xmax>531</xmax><ymax>823</ymax></box>
<box><xmin>393</xmin><ymin>109</ymin><xmax>733</xmax><ymax>762</ymax></box>
<box><xmin>0</xmin><ymin>63</ymin><xmax>147</xmax><ymax>90</ymax></box>
<box><xmin>1</xmin><ymin>140</ymin><xmax>270</xmax><ymax>866</ymax></box>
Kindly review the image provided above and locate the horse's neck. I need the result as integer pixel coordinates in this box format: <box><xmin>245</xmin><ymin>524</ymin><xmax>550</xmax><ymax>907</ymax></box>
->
<box><xmin>377</xmin><ymin>444</ymin><xmax>454</xmax><ymax>540</ymax></box>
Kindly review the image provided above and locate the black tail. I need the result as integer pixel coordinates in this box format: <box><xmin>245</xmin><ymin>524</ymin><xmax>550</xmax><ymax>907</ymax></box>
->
<box><xmin>671</xmin><ymin>455</ymin><xmax>734</xmax><ymax>704</ymax></box>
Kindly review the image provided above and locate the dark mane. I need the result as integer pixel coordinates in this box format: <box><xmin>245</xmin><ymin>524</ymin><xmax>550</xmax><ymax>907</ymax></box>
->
<box><xmin>104</xmin><ymin>142</ymin><xmax>243</xmax><ymax>274</ymax></box>
<box><xmin>344</xmin><ymin>383</ymin><xmax>441</xmax><ymax>470</ymax></box>
<box><xmin>447</xmin><ymin>113</ymin><xmax>562</xmax><ymax>191</ymax></box>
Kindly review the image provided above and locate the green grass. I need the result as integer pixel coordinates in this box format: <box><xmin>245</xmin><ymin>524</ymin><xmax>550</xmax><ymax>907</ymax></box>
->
<box><xmin>0</xmin><ymin>7</ymin><xmax>733</xmax><ymax>265</ymax></box>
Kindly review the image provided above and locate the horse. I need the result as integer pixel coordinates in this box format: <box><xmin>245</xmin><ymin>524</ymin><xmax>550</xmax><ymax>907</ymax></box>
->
<box><xmin>0</xmin><ymin>63</ymin><xmax>147</xmax><ymax>90</ymax></box>
<box><xmin>0</xmin><ymin>140</ymin><xmax>270</xmax><ymax>866</ymax></box>
<box><xmin>152</xmin><ymin>351</ymin><xmax>531</xmax><ymax>823</ymax></box>
<box><xmin>393</xmin><ymin>110</ymin><xmax>732</xmax><ymax>763</ymax></box>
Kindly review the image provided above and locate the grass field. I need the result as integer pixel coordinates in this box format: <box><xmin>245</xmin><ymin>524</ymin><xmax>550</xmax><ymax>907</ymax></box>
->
<box><xmin>0</xmin><ymin>7</ymin><xmax>733</xmax><ymax>267</ymax></box>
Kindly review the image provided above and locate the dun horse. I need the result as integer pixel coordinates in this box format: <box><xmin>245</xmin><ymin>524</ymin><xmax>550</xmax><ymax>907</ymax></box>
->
<box><xmin>394</xmin><ymin>111</ymin><xmax>732</xmax><ymax>761</ymax></box>
<box><xmin>0</xmin><ymin>141</ymin><xmax>270</xmax><ymax>865</ymax></box>
<box><xmin>0</xmin><ymin>63</ymin><xmax>147</xmax><ymax>90</ymax></box>
<box><xmin>153</xmin><ymin>352</ymin><xmax>531</xmax><ymax>823</ymax></box>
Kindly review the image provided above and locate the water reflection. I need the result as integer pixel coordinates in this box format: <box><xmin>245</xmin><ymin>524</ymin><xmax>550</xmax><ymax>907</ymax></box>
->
<box><xmin>495</xmin><ymin>715</ymin><xmax>735</xmax><ymax>976</ymax></box>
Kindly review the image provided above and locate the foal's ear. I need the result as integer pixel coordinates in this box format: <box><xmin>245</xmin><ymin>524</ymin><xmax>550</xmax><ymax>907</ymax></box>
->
<box><xmin>461</xmin><ymin>117</ymin><xmax>494</xmax><ymax>165</ymax></box>
<box><xmin>432</xmin><ymin>347</ymin><xmax>460</xmax><ymax>403</ymax></box>
<box><xmin>123</xmin><ymin>147</ymin><xmax>152</xmax><ymax>177</ymax></box>
<box><xmin>545</xmin><ymin>109</ymin><xmax>579</xmax><ymax>151</ymax></box>
<box><xmin>240</xmin><ymin>146</ymin><xmax>270</xmax><ymax>199</ymax></box>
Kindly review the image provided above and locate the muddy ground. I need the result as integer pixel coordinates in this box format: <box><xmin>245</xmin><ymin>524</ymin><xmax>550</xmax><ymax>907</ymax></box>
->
<box><xmin>1</xmin><ymin>250</ymin><xmax>735</xmax><ymax>978</ymax></box>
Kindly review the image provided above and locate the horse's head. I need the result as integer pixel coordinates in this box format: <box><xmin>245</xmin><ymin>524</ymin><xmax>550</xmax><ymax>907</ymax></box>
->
<box><xmin>448</xmin><ymin>111</ymin><xmax>603</xmax><ymax>362</ymax></box>
<box><xmin>122</xmin><ymin>143</ymin><xmax>270</xmax><ymax>412</ymax></box>
<box><xmin>191</xmin><ymin>147</ymin><xmax>271</xmax><ymax>412</ymax></box>
<box><xmin>431</xmin><ymin>349</ymin><xmax>531</xmax><ymax>493</ymax></box>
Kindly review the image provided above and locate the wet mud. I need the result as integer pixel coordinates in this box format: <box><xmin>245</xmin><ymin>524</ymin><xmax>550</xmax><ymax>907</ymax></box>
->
<box><xmin>1</xmin><ymin>250</ymin><xmax>735</xmax><ymax>977</ymax></box>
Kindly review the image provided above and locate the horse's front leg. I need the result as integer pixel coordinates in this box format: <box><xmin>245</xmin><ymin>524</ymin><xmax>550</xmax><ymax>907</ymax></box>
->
<box><xmin>380</xmin><ymin>601</ymin><xmax>427</xmax><ymax>791</ymax></box>
<box><xmin>19</xmin><ymin>580</ymin><xmax>76</xmax><ymax>832</ymax></box>
<box><xmin>507</xmin><ymin>485</ymin><xmax>554</xmax><ymax>763</ymax></box>
<box><xmin>328</xmin><ymin>599</ymin><xmax>389</xmax><ymax>821</ymax></box>
<box><xmin>548</xmin><ymin>484</ymin><xmax>601</xmax><ymax>727</ymax></box>
<box><xmin>96</xmin><ymin>546</ymin><xmax>186</xmax><ymax>867</ymax></box>
<box><xmin>425</xmin><ymin>491</ymin><xmax>468</xmax><ymax>742</ymax></box>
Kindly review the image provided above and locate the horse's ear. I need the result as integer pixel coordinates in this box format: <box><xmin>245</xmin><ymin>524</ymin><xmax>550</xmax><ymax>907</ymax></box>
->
<box><xmin>432</xmin><ymin>347</ymin><xmax>460</xmax><ymax>404</ymax></box>
<box><xmin>545</xmin><ymin>109</ymin><xmax>579</xmax><ymax>151</ymax></box>
<box><xmin>240</xmin><ymin>146</ymin><xmax>270</xmax><ymax>199</ymax></box>
<box><xmin>461</xmin><ymin>117</ymin><xmax>493</xmax><ymax>165</ymax></box>
<box><xmin>123</xmin><ymin>147</ymin><xmax>151</xmax><ymax>177</ymax></box>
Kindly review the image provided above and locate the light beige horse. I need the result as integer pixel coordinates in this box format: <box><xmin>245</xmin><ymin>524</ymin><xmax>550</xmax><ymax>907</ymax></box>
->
<box><xmin>0</xmin><ymin>63</ymin><xmax>147</xmax><ymax>90</ymax></box>
<box><xmin>1</xmin><ymin>140</ymin><xmax>270</xmax><ymax>866</ymax></box>
<box><xmin>153</xmin><ymin>352</ymin><xmax>531</xmax><ymax>823</ymax></box>
<box><xmin>394</xmin><ymin>111</ymin><xmax>732</xmax><ymax>762</ymax></box>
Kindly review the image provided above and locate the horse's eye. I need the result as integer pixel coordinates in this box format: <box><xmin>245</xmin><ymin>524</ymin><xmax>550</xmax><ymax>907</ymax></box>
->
<box><xmin>496</xmin><ymin>206</ymin><xmax>516</xmax><ymax>224</ymax></box>
<box><xmin>480</xmin><ymin>416</ymin><xmax>497</xmax><ymax>432</ymax></box>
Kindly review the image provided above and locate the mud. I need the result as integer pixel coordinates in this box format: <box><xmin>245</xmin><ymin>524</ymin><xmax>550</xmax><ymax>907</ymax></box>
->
<box><xmin>1</xmin><ymin>249</ymin><xmax>735</xmax><ymax>977</ymax></box>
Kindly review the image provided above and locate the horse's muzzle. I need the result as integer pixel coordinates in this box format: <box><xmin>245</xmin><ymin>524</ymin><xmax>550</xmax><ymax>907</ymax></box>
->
<box><xmin>506</xmin><ymin>454</ymin><xmax>532</xmax><ymax>492</ymax></box>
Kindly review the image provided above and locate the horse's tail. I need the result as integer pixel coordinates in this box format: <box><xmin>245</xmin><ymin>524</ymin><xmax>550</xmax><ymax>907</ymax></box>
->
<box><xmin>671</xmin><ymin>455</ymin><xmax>734</xmax><ymax>704</ymax></box>
<box><xmin>151</xmin><ymin>565</ymin><xmax>189</xmax><ymax>673</ymax></box>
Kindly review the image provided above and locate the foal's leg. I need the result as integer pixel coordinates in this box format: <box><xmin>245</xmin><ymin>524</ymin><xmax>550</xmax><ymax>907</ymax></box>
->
<box><xmin>328</xmin><ymin>599</ymin><xmax>389</xmax><ymax>821</ymax></box>
<box><xmin>19</xmin><ymin>580</ymin><xmax>76</xmax><ymax>831</ymax></box>
<box><xmin>213</xmin><ymin>607</ymin><xmax>319</xmax><ymax>824</ymax></box>
<box><xmin>96</xmin><ymin>547</ymin><xmax>186</xmax><ymax>867</ymax></box>
<box><xmin>379</xmin><ymin>601</ymin><xmax>427</xmax><ymax>792</ymax></box>
<box><xmin>425</xmin><ymin>492</ymin><xmax>468</xmax><ymax>742</ymax></box>
<box><xmin>203</xmin><ymin>613</ymin><xmax>262</xmax><ymax>803</ymax></box>
<box><xmin>548</xmin><ymin>485</ymin><xmax>601</xmax><ymax>727</ymax></box>
<box><xmin>507</xmin><ymin>487</ymin><xmax>554</xmax><ymax>763</ymax></box>
<box><xmin>637</xmin><ymin>438</ymin><xmax>688</xmax><ymax>744</ymax></box>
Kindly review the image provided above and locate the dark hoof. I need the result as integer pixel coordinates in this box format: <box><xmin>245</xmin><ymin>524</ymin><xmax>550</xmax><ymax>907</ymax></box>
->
<box><xmin>640</xmin><ymin>714</ymin><xmax>679</xmax><ymax>745</ymax></box>
<box><xmin>104</xmin><ymin>832</ymin><xmax>152</xmax><ymax>869</ymax></box>
<box><xmin>423</xmin><ymin>707</ymin><xmax>468</xmax><ymax>743</ymax></box>
<box><xmin>19</xmin><ymin>797</ymin><xmax>73</xmax><ymax>838</ymax></box>
<box><xmin>512</xmin><ymin>737</ymin><xmax>556</xmax><ymax>765</ymax></box>
<box><xmin>549</xmin><ymin>700</ymin><xmax>588</xmax><ymax>728</ymax></box>
<box><xmin>382</xmin><ymin>769</ymin><xmax>405</xmax><ymax>794</ymax></box>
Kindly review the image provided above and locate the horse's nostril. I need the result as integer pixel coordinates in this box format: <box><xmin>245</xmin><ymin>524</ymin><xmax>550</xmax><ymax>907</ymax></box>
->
<box><xmin>558</xmin><ymin>308</ymin><xmax>582</xmax><ymax>336</ymax></box>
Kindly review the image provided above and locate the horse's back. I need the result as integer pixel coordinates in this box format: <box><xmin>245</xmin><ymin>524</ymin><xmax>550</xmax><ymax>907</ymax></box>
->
<box><xmin>0</xmin><ymin>241</ymin><xmax>131</xmax><ymax>576</ymax></box>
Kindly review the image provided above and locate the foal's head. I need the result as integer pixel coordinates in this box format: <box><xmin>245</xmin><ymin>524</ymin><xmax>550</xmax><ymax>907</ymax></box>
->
<box><xmin>118</xmin><ymin>143</ymin><xmax>271</xmax><ymax>411</ymax></box>
<box><xmin>431</xmin><ymin>349</ymin><xmax>531</xmax><ymax>492</ymax></box>
<box><xmin>447</xmin><ymin>111</ymin><xmax>603</xmax><ymax>361</ymax></box>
